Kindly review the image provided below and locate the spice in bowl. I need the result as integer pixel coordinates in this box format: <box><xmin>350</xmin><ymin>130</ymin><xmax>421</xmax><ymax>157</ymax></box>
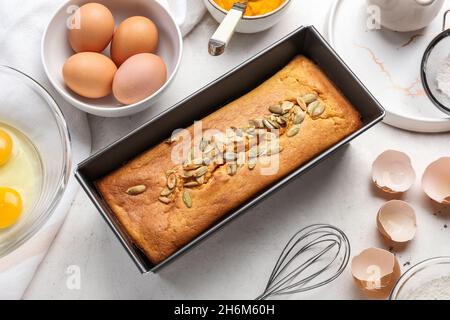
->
<box><xmin>213</xmin><ymin>0</ymin><xmax>285</xmax><ymax>16</ymax></box>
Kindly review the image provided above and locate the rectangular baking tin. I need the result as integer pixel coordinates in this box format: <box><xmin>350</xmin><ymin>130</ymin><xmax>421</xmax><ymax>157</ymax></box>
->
<box><xmin>75</xmin><ymin>26</ymin><xmax>385</xmax><ymax>273</ymax></box>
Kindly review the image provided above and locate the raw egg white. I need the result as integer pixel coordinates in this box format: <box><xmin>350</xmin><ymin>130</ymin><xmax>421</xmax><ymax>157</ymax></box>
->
<box><xmin>63</xmin><ymin>52</ymin><xmax>117</xmax><ymax>98</ymax></box>
<box><xmin>113</xmin><ymin>53</ymin><xmax>167</xmax><ymax>105</ymax></box>
<box><xmin>69</xmin><ymin>2</ymin><xmax>115</xmax><ymax>53</ymax></box>
<box><xmin>0</xmin><ymin>124</ymin><xmax>42</xmax><ymax>229</ymax></box>
<box><xmin>111</xmin><ymin>16</ymin><xmax>159</xmax><ymax>66</ymax></box>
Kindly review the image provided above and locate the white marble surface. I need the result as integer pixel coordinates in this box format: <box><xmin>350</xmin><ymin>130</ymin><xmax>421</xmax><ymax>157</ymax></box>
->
<box><xmin>24</xmin><ymin>0</ymin><xmax>450</xmax><ymax>300</ymax></box>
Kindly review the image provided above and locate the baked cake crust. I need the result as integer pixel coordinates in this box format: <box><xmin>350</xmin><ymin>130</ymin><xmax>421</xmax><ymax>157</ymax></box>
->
<box><xmin>97</xmin><ymin>56</ymin><xmax>362</xmax><ymax>264</ymax></box>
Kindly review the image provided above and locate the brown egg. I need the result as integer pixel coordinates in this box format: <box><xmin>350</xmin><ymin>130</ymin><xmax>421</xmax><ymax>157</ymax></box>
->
<box><xmin>110</xmin><ymin>16</ymin><xmax>159</xmax><ymax>66</ymax></box>
<box><xmin>68</xmin><ymin>3</ymin><xmax>115</xmax><ymax>53</ymax></box>
<box><xmin>113</xmin><ymin>53</ymin><xmax>167</xmax><ymax>105</ymax></box>
<box><xmin>63</xmin><ymin>52</ymin><xmax>117</xmax><ymax>98</ymax></box>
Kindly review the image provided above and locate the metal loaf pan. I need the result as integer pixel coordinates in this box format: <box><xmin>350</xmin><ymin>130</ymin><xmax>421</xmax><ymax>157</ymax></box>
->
<box><xmin>75</xmin><ymin>26</ymin><xmax>385</xmax><ymax>273</ymax></box>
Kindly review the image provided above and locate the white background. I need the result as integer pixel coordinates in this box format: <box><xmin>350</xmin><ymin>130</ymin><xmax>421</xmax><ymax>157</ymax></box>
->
<box><xmin>25</xmin><ymin>0</ymin><xmax>450</xmax><ymax>299</ymax></box>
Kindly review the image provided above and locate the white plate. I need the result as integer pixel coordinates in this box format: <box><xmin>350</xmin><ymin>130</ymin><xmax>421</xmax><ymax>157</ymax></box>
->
<box><xmin>328</xmin><ymin>0</ymin><xmax>450</xmax><ymax>133</ymax></box>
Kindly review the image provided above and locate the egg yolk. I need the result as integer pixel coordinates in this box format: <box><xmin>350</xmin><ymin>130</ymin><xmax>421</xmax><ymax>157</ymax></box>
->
<box><xmin>0</xmin><ymin>129</ymin><xmax>13</xmax><ymax>166</ymax></box>
<box><xmin>0</xmin><ymin>187</ymin><xmax>22</xmax><ymax>229</ymax></box>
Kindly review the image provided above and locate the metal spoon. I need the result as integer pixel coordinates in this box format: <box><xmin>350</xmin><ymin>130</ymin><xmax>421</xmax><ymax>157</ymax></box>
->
<box><xmin>208</xmin><ymin>0</ymin><xmax>249</xmax><ymax>56</ymax></box>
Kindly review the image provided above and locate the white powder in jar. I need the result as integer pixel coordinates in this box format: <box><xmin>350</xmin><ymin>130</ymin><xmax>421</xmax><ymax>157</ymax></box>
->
<box><xmin>405</xmin><ymin>277</ymin><xmax>450</xmax><ymax>300</ymax></box>
<box><xmin>436</xmin><ymin>54</ymin><xmax>450</xmax><ymax>99</ymax></box>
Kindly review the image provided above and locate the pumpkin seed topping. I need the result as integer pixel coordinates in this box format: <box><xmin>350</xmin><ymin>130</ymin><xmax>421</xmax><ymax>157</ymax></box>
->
<box><xmin>182</xmin><ymin>190</ymin><xmax>192</xmax><ymax>208</ymax></box>
<box><xmin>287</xmin><ymin>125</ymin><xmax>301</xmax><ymax>137</ymax></box>
<box><xmin>167</xmin><ymin>174</ymin><xmax>177</xmax><ymax>189</ymax></box>
<box><xmin>269</xmin><ymin>104</ymin><xmax>283</xmax><ymax>114</ymax></box>
<box><xmin>159</xmin><ymin>196</ymin><xmax>171</xmax><ymax>204</ymax></box>
<box><xmin>126</xmin><ymin>185</ymin><xmax>146</xmax><ymax>196</ymax></box>
<box><xmin>303</xmin><ymin>93</ymin><xmax>317</xmax><ymax>104</ymax></box>
<box><xmin>160</xmin><ymin>188</ymin><xmax>173</xmax><ymax>197</ymax></box>
<box><xmin>307</xmin><ymin>101</ymin><xmax>325</xmax><ymax>117</ymax></box>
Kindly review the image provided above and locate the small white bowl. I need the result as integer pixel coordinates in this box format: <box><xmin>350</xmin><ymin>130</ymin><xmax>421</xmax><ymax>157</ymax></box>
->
<box><xmin>203</xmin><ymin>0</ymin><xmax>292</xmax><ymax>33</ymax></box>
<box><xmin>42</xmin><ymin>0</ymin><xmax>183</xmax><ymax>117</ymax></box>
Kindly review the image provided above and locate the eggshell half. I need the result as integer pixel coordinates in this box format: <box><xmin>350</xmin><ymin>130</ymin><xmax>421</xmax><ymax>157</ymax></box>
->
<box><xmin>422</xmin><ymin>157</ymin><xmax>450</xmax><ymax>205</ymax></box>
<box><xmin>377</xmin><ymin>200</ymin><xmax>417</xmax><ymax>244</ymax></box>
<box><xmin>372</xmin><ymin>150</ymin><xmax>416</xmax><ymax>194</ymax></box>
<box><xmin>112</xmin><ymin>53</ymin><xmax>167</xmax><ymax>105</ymax></box>
<box><xmin>352</xmin><ymin>248</ymin><xmax>401</xmax><ymax>299</ymax></box>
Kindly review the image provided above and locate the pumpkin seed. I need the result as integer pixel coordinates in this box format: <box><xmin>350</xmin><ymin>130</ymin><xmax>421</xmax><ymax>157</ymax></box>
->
<box><xmin>250</xmin><ymin>119</ymin><xmax>265</xmax><ymax>129</ymax></box>
<box><xmin>182</xmin><ymin>170</ymin><xmax>195</xmax><ymax>179</ymax></box>
<box><xmin>307</xmin><ymin>101</ymin><xmax>325</xmax><ymax>117</ymax></box>
<box><xmin>160</xmin><ymin>188</ymin><xmax>173</xmax><ymax>197</ymax></box>
<box><xmin>296</xmin><ymin>97</ymin><xmax>307</xmax><ymax>110</ymax></box>
<box><xmin>182</xmin><ymin>190</ymin><xmax>192</xmax><ymax>208</ymax></box>
<box><xmin>287</xmin><ymin>125</ymin><xmax>301</xmax><ymax>137</ymax></box>
<box><xmin>258</xmin><ymin>145</ymin><xmax>268</xmax><ymax>157</ymax></box>
<box><xmin>126</xmin><ymin>185</ymin><xmax>146</xmax><ymax>196</ymax></box>
<box><xmin>167</xmin><ymin>173</ymin><xmax>177</xmax><ymax>189</ymax></box>
<box><xmin>196</xmin><ymin>175</ymin><xmax>206</xmax><ymax>184</ymax></box>
<box><xmin>293</xmin><ymin>111</ymin><xmax>306</xmax><ymax>125</ymax></box>
<box><xmin>268</xmin><ymin>145</ymin><xmax>283</xmax><ymax>156</ymax></box>
<box><xmin>245</xmin><ymin>127</ymin><xmax>256</xmax><ymax>136</ymax></box>
<box><xmin>303</xmin><ymin>93</ymin><xmax>317</xmax><ymax>104</ymax></box>
<box><xmin>281</xmin><ymin>114</ymin><xmax>290</xmax><ymax>123</ymax></box>
<box><xmin>227</xmin><ymin>162</ymin><xmax>237</xmax><ymax>176</ymax></box>
<box><xmin>166</xmin><ymin>168</ymin><xmax>177</xmax><ymax>176</ymax></box>
<box><xmin>199</xmin><ymin>138</ymin><xmax>209</xmax><ymax>152</ymax></box>
<box><xmin>281</xmin><ymin>101</ymin><xmax>295</xmax><ymax>114</ymax></box>
<box><xmin>195</xmin><ymin>166</ymin><xmax>208</xmax><ymax>177</ymax></box>
<box><xmin>264</xmin><ymin>132</ymin><xmax>278</xmax><ymax>140</ymax></box>
<box><xmin>263</xmin><ymin>119</ymin><xmax>275</xmax><ymax>129</ymax></box>
<box><xmin>248</xmin><ymin>159</ymin><xmax>257</xmax><ymax>170</ymax></box>
<box><xmin>159</xmin><ymin>196</ymin><xmax>171</xmax><ymax>204</ymax></box>
<box><xmin>235</xmin><ymin>128</ymin><xmax>244</xmax><ymax>137</ymax></box>
<box><xmin>184</xmin><ymin>181</ymin><xmax>200</xmax><ymax>188</ymax></box>
<box><xmin>269</xmin><ymin>104</ymin><xmax>283</xmax><ymax>114</ymax></box>
<box><xmin>183</xmin><ymin>162</ymin><xmax>201</xmax><ymax>171</ymax></box>
<box><xmin>237</xmin><ymin>152</ymin><xmax>246</xmax><ymax>166</ymax></box>
<box><xmin>248</xmin><ymin>146</ymin><xmax>258</xmax><ymax>158</ymax></box>
<box><xmin>276</xmin><ymin>116</ymin><xmax>286</xmax><ymax>126</ymax></box>
<box><xmin>224</xmin><ymin>152</ymin><xmax>237</xmax><ymax>161</ymax></box>
<box><xmin>203</xmin><ymin>157</ymin><xmax>212</xmax><ymax>166</ymax></box>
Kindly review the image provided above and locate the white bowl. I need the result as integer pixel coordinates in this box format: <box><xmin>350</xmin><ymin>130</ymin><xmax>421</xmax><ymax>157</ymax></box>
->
<box><xmin>203</xmin><ymin>0</ymin><xmax>292</xmax><ymax>33</ymax></box>
<box><xmin>42</xmin><ymin>0</ymin><xmax>183</xmax><ymax>117</ymax></box>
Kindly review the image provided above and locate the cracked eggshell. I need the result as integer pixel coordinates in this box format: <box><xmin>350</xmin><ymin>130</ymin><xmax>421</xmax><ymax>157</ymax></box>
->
<box><xmin>377</xmin><ymin>200</ymin><xmax>417</xmax><ymax>244</ymax></box>
<box><xmin>372</xmin><ymin>150</ymin><xmax>416</xmax><ymax>194</ymax></box>
<box><xmin>351</xmin><ymin>248</ymin><xmax>401</xmax><ymax>299</ymax></box>
<box><xmin>422</xmin><ymin>157</ymin><xmax>450</xmax><ymax>205</ymax></box>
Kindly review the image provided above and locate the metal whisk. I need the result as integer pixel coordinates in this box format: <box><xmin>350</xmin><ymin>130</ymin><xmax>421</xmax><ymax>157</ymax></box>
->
<box><xmin>256</xmin><ymin>224</ymin><xmax>351</xmax><ymax>300</ymax></box>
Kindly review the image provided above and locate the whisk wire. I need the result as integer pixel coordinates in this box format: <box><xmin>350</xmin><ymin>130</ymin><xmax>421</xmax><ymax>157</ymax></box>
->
<box><xmin>256</xmin><ymin>224</ymin><xmax>350</xmax><ymax>300</ymax></box>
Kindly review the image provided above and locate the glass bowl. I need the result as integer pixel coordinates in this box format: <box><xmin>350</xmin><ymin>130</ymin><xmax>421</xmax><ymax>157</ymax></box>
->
<box><xmin>0</xmin><ymin>66</ymin><xmax>71</xmax><ymax>258</ymax></box>
<box><xmin>390</xmin><ymin>257</ymin><xmax>450</xmax><ymax>300</ymax></box>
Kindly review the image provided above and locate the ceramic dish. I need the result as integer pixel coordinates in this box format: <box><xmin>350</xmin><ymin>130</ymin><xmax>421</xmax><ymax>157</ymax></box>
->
<box><xmin>204</xmin><ymin>0</ymin><xmax>292</xmax><ymax>33</ymax></box>
<box><xmin>42</xmin><ymin>0</ymin><xmax>183</xmax><ymax>117</ymax></box>
<box><xmin>390</xmin><ymin>257</ymin><xmax>450</xmax><ymax>300</ymax></box>
<box><xmin>328</xmin><ymin>0</ymin><xmax>450</xmax><ymax>133</ymax></box>
<box><xmin>0</xmin><ymin>66</ymin><xmax>71</xmax><ymax>258</ymax></box>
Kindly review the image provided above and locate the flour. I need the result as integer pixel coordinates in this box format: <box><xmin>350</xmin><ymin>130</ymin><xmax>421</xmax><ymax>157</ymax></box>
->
<box><xmin>405</xmin><ymin>277</ymin><xmax>450</xmax><ymax>300</ymax></box>
<box><xmin>436</xmin><ymin>54</ymin><xmax>450</xmax><ymax>99</ymax></box>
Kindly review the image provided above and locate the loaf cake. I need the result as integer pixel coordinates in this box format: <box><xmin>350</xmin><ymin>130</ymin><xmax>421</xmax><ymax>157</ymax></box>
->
<box><xmin>97</xmin><ymin>56</ymin><xmax>362</xmax><ymax>264</ymax></box>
